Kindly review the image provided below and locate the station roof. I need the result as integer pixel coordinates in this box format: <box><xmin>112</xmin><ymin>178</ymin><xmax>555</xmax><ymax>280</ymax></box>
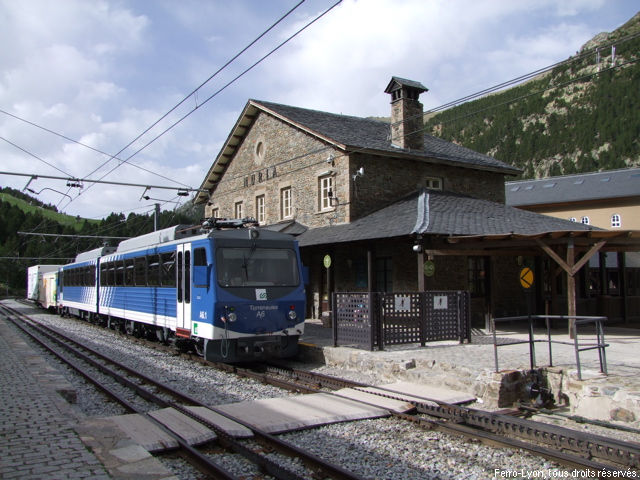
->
<box><xmin>506</xmin><ymin>168</ymin><xmax>640</xmax><ymax>207</ymax></box>
<box><xmin>297</xmin><ymin>189</ymin><xmax>598</xmax><ymax>247</ymax></box>
<box><xmin>294</xmin><ymin>188</ymin><xmax>640</xmax><ymax>255</ymax></box>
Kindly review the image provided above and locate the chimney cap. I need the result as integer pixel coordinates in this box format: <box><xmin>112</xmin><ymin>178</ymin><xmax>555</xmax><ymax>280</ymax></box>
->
<box><xmin>384</xmin><ymin>76</ymin><xmax>428</xmax><ymax>94</ymax></box>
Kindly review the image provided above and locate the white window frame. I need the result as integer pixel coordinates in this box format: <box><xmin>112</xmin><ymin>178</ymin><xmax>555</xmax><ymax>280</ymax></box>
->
<box><xmin>611</xmin><ymin>213</ymin><xmax>622</xmax><ymax>228</ymax></box>
<box><xmin>319</xmin><ymin>175</ymin><xmax>334</xmax><ymax>211</ymax></box>
<box><xmin>280</xmin><ymin>187</ymin><xmax>292</xmax><ymax>219</ymax></box>
<box><xmin>211</xmin><ymin>207</ymin><xmax>219</xmax><ymax>218</ymax></box>
<box><xmin>255</xmin><ymin>195</ymin><xmax>265</xmax><ymax>224</ymax></box>
<box><xmin>581</xmin><ymin>216</ymin><xmax>590</xmax><ymax>225</ymax></box>
<box><xmin>568</xmin><ymin>217</ymin><xmax>576</xmax><ymax>222</ymax></box>
<box><xmin>234</xmin><ymin>201</ymin><xmax>243</xmax><ymax>219</ymax></box>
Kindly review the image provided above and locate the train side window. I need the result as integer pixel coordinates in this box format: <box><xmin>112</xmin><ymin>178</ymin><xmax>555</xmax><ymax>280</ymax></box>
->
<box><xmin>100</xmin><ymin>263</ymin><xmax>107</xmax><ymax>286</ymax></box>
<box><xmin>134</xmin><ymin>256</ymin><xmax>147</xmax><ymax>286</ymax></box>
<box><xmin>161</xmin><ymin>252</ymin><xmax>176</xmax><ymax>287</ymax></box>
<box><xmin>193</xmin><ymin>248</ymin><xmax>209</xmax><ymax>287</ymax></box>
<box><xmin>107</xmin><ymin>262</ymin><xmax>115</xmax><ymax>286</ymax></box>
<box><xmin>194</xmin><ymin>248</ymin><xmax>207</xmax><ymax>266</ymax></box>
<box><xmin>90</xmin><ymin>265</ymin><xmax>96</xmax><ymax>287</ymax></box>
<box><xmin>125</xmin><ymin>259</ymin><xmax>134</xmax><ymax>286</ymax></box>
<box><xmin>116</xmin><ymin>261</ymin><xmax>125</xmax><ymax>286</ymax></box>
<box><xmin>177</xmin><ymin>251</ymin><xmax>183</xmax><ymax>301</ymax></box>
<box><xmin>148</xmin><ymin>255</ymin><xmax>160</xmax><ymax>286</ymax></box>
<box><xmin>184</xmin><ymin>250</ymin><xmax>191</xmax><ymax>304</ymax></box>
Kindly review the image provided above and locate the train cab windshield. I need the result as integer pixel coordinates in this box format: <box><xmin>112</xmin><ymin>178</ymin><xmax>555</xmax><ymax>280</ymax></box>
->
<box><xmin>216</xmin><ymin>247</ymin><xmax>299</xmax><ymax>287</ymax></box>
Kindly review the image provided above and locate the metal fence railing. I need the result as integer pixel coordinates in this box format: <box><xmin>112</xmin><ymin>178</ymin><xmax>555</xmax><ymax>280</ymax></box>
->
<box><xmin>491</xmin><ymin>315</ymin><xmax>608</xmax><ymax>380</ymax></box>
<box><xmin>332</xmin><ymin>291</ymin><xmax>471</xmax><ymax>351</ymax></box>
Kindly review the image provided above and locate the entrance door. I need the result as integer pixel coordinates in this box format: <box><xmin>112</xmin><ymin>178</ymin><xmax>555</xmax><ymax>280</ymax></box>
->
<box><xmin>177</xmin><ymin>243</ymin><xmax>192</xmax><ymax>336</ymax></box>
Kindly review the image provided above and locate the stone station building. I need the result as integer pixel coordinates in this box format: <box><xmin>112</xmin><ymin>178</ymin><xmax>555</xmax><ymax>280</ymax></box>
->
<box><xmin>196</xmin><ymin>77</ymin><xmax>640</xmax><ymax>326</ymax></box>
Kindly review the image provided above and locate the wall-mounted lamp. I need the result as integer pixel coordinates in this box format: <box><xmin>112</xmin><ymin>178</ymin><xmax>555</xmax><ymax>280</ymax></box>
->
<box><xmin>412</xmin><ymin>234</ymin><xmax>423</xmax><ymax>253</ymax></box>
<box><xmin>352</xmin><ymin>167</ymin><xmax>364</xmax><ymax>182</ymax></box>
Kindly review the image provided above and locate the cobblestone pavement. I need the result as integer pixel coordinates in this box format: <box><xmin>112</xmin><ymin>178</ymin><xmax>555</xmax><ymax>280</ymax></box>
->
<box><xmin>0</xmin><ymin>318</ymin><xmax>111</xmax><ymax>480</ymax></box>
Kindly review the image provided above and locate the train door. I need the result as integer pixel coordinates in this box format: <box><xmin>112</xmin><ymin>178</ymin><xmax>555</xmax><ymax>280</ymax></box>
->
<box><xmin>176</xmin><ymin>243</ymin><xmax>192</xmax><ymax>336</ymax></box>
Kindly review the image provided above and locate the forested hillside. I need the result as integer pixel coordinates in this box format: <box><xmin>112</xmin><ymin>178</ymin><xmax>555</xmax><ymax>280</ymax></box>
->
<box><xmin>0</xmin><ymin>187</ymin><xmax>202</xmax><ymax>295</ymax></box>
<box><xmin>425</xmin><ymin>12</ymin><xmax>640</xmax><ymax>179</ymax></box>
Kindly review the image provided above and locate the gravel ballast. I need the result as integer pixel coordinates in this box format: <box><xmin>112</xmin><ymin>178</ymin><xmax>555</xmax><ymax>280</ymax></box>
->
<box><xmin>15</xmin><ymin>304</ymin><xmax>629</xmax><ymax>479</ymax></box>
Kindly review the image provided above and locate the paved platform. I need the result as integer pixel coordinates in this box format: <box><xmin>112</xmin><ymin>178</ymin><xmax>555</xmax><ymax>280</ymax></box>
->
<box><xmin>0</xmin><ymin>312</ymin><xmax>179</xmax><ymax>480</ymax></box>
<box><xmin>299</xmin><ymin>320</ymin><xmax>640</xmax><ymax>425</ymax></box>
<box><xmin>0</xmin><ymin>317</ymin><xmax>111</xmax><ymax>479</ymax></box>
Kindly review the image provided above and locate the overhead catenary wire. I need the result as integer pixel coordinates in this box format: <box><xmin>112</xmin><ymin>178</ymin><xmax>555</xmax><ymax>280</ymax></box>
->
<box><xmin>62</xmin><ymin>0</ymin><xmax>325</xmax><ymax>210</ymax></box>
<box><xmin>0</xmin><ymin>1</ymin><xmax>311</xmax><ymax>212</ymax></box>
<box><xmin>0</xmin><ymin>136</ymin><xmax>75</xmax><ymax>178</ymax></box>
<box><xmin>77</xmin><ymin>0</ymin><xmax>345</xmax><ymax>202</ymax></box>
<box><xmin>202</xmin><ymin>54</ymin><xmax>639</xmax><ymax>201</ymax></box>
<box><xmin>80</xmin><ymin>0</ymin><xmax>307</xmax><ymax>184</ymax></box>
<box><xmin>0</xmin><ymin>109</ymin><xmax>190</xmax><ymax>189</ymax></box>
<box><xmin>3</xmin><ymin>7</ymin><xmax>634</xmax><ymax>225</ymax></box>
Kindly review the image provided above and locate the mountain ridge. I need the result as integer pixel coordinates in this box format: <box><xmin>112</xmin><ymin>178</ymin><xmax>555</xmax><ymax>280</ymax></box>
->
<box><xmin>424</xmin><ymin>11</ymin><xmax>640</xmax><ymax>179</ymax></box>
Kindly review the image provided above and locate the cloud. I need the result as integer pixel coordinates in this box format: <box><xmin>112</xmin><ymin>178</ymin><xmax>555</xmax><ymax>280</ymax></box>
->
<box><xmin>0</xmin><ymin>0</ymin><xmax>635</xmax><ymax>218</ymax></box>
<box><xmin>252</xmin><ymin>0</ymin><xmax>618</xmax><ymax>114</ymax></box>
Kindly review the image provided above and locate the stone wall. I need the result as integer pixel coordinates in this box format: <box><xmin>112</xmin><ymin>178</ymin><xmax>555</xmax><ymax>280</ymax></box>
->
<box><xmin>349</xmin><ymin>152</ymin><xmax>506</xmax><ymax>221</ymax></box>
<box><xmin>206</xmin><ymin>112</ymin><xmax>348</xmax><ymax>229</ymax></box>
<box><xmin>206</xmin><ymin>111</ymin><xmax>507</xmax><ymax>229</ymax></box>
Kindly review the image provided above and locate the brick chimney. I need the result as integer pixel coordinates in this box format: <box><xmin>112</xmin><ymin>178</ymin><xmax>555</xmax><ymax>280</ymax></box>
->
<box><xmin>384</xmin><ymin>77</ymin><xmax>428</xmax><ymax>150</ymax></box>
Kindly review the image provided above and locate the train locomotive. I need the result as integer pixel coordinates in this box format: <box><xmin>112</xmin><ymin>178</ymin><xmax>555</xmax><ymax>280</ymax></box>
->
<box><xmin>51</xmin><ymin>218</ymin><xmax>306</xmax><ymax>362</ymax></box>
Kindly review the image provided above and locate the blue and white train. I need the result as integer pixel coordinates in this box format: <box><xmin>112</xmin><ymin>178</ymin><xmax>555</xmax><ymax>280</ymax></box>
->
<box><xmin>54</xmin><ymin>219</ymin><xmax>306</xmax><ymax>362</ymax></box>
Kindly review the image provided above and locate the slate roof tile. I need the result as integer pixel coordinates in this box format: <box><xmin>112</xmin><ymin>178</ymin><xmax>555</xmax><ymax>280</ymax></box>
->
<box><xmin>506</xmin><ymin>168</ymin><xmax>640</xmax><ymax>206</ymax></box>
<box><xmin>254</xmin><ymin>100</ymin><xmax>520</xmax><ymax>174</ymax></box>
<box><xmin>297</xmin><ymin>189</ymin><xmax>594</xmax><ymax>247</ymax></box>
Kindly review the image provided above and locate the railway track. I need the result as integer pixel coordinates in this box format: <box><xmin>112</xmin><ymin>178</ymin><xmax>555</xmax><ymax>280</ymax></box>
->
<box><xmin>6</xmin><ymin>301</ymin><xmax>640</xmax><ymax>476</ymax></box>
<box><xmin>254</xmin><ymin>364</ymin><xmax>640</xmax><ymax>472</ymax></box>
<box><xmin>0</xmin><ymin>303</ymin><xmax>366</xmax><ymax>480</ymax></box>
<box><xmin>103</xmin><ymin>312</ymin><xmax>640</xmax><ymax>472</ymax></box>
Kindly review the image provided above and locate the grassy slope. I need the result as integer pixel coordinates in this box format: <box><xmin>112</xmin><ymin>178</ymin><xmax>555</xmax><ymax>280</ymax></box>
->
<box><xmin>0</xmin><ymin>192</ymin><xmax>99</xmax><ymax>231</ymax></box>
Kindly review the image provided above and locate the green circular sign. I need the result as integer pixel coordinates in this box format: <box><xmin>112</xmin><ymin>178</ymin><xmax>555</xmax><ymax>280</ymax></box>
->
<box><xmin>424</xmin><ymin>260</ymin><xmax>435</xmax><ymax>277</ymax></box>
<box><xmin>323</xmin><ymin>254</ymin><xmax>332</xmax><ymax>269</ymax></box>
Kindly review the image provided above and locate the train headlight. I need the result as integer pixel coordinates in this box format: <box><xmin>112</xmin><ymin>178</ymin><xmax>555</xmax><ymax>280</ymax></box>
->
<box><xmin>288</xmin><ymin>310</ymin><xmax>297</xmax><ymax>321</ymax></box>
<box><xmin>228</xmin><ymin>312</ymin><xmax>237</xmax><ymax>322</ymax></box>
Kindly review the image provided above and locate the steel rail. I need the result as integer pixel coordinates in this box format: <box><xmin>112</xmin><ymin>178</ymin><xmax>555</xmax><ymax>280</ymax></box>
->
<box><xmin>0</xmin><ymin>306</ymin><xmax>240</xmax><ymax>480</ymax></box>
<box><xmin>14</xmin><ymin>300</ymin><xmax>636</xmax><ymax>473</ymax></box>
<box><xmin>260</xmin><ymin>364</ymin><xmax>640</xmax><ymax>471</ymax></box>
<box><xmin>2</xmin><ymin>304</ymin><xmax>367</xmax><ymax>480</ymax></box>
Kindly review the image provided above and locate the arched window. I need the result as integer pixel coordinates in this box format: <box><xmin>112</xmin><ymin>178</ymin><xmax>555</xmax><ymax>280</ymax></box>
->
<box><xmin>611</xmin><ymin>214</ymin><xmax>622</xmax><ymax>228</ymax></box>
<box><xmin>581</xmin><ymin>216</ymin><xmax>590</xmax><ymax>225</ymax></box>
<box><xmin>568</xmin><ymin>217</ymin><xmax>576</xmax><ymax>222</ymax></box>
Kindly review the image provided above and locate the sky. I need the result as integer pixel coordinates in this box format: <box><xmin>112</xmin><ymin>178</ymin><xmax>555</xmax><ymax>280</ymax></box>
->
<box><xmin>0</xmin><ymin>0</ymin><xmax>638</xmax><ymax>220</ymax></box>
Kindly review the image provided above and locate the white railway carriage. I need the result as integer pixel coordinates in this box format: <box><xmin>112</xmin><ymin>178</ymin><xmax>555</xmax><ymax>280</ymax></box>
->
<box><xmin>27</xmin><ymin>265</ymin><xmax>62</xmax><ymax>307</ymax></box>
